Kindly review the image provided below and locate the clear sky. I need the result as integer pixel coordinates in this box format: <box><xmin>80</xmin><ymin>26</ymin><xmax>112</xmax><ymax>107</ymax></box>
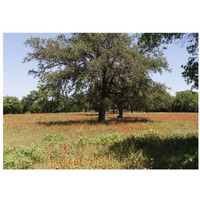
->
<box><xmin>3</xmin><ymin>33</ymin><xmax>198</xmax><ymax>100</ymax></box>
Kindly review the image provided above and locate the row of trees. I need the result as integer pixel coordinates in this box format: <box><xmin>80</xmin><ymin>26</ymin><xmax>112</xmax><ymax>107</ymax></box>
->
<box><xmin>3</xmin><ymin>89</ymin><xmax>198</xmax><ymax>115</ymax></box>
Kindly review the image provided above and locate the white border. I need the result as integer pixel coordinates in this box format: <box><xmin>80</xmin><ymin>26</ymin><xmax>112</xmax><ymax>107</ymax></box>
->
<box><xmin>0</xmin><ymin>0</ymin><xmax>199</xmax><ymax>200</ymax></box>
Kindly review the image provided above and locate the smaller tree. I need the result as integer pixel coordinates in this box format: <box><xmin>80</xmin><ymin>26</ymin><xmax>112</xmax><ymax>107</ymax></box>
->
<box><xmin>172</xmin><ymin>90</ymin><xmax>198</xmax><ymax>112</ymax></box>
<box><xmin>21</xmin><ymin>90</ymin><xmax>40</xmax><ymax>113</ymax></box>
<box><xmin>3</xmin><ymin>96</ymin><xmax>23</xmax><ymax>114</ymax></box>
<box><xmin>150</xmin><ymin>90</ymin><xmax>174</xmax><ymax>112</ymax></box>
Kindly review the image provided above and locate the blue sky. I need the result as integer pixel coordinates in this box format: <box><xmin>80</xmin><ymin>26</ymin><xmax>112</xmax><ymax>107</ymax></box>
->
<box><xmin>3</xmin><ymin>33</ymin><xmax>197</xmax><ymax>100</ymax></box>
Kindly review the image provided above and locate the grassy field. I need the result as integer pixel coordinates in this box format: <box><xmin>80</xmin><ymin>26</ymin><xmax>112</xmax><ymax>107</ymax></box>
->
<box><xmin>3</xmin><ymin>112</ymin><xmax>198</xmax><ymax>169</ymax></box>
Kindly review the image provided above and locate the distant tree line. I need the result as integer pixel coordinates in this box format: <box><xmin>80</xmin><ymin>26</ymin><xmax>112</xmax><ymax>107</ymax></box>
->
<box><xmin>3</xmin><ymin>89</ymin><xmax>198</xmax><ymax>115</ymax></box>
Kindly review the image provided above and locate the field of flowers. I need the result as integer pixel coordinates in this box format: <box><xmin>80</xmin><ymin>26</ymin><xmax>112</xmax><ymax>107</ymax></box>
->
<box><xmin>3</xmin><ymin>112</ymin><xmax>198</xmax><ymax>169</ymax></box>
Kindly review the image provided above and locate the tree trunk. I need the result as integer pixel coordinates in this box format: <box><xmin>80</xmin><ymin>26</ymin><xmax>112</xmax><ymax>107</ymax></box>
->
<box><xmin>98</xmin><ymin>71</ymin><xmax>106</xmax><ymax>122</ymax></box>
<box><xmin>98</xmin><ymin>108</ymin><xmax>105</xmax><ymax>122</ymax></box>
<box><xmin>118</xmin><ymin>103</ymin><xmax>123</xmax><ymax>118</ymax></box>
<box><xmin>131</xmin><ymin>105</ymin><xmax>134</xmax><ymax>113</ymax></box>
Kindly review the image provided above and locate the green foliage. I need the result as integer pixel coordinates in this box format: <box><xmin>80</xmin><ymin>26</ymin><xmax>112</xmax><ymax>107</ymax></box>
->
<box><xmin>21</xmin><ymin>90</ymin><xmax>39</xmax><ymax>113</ymax></box>
<box><xmin>172</xmin><ymin>90</ymin><xmax>198</xmax><ymax>112</ymax></box>
<box><xmin>4</xmin><ymin>89</ymin><xmax>198</xmax><ymax>115</ymax></box>
<box><xmin>43</xmin><ymin>134</ymin><xmax>65</xmax><ymax>141</ymax></box>
<box><xmin>74</xmin><ymin>136</ymin><xmax>91</xmax><ymax>146</ymax></box>
<box><xmin>21</xmin><ymin>84</ymin><xmax>72</xmax><ymax>113</ymax></box>
<box><xmin>128</xmin><ymin>86</ymin><xmax>198</xmax><ymax>113</ymax></box>
<box><xmin>181</xmin><ymin>33</ymin><xmax>198</xmax><ymax>89</ymax></box>
<box><xmin>138</xmin><ymin>33</ymin><xmax>198</xmax><ymax>89</ymax></box>
<box><xmin>109</xmin><ymin>130</ymin><xmax>198</xmax><ymax>169</ymax></box>
<box><xmin>146</xmin><ymin>89</ymin><xmax>174</xmax><ymax>112</ymax></box>
<box><xmin>21</xmin><ymin>89</ymin><xmax>51</xmax><ymax>113</ymax></box>
<box><xmin>94</xmin><ymin>133</ymin><xmax>124</xmax><ymax>145</ymax></box>
<box><xmin>74</xmin><ymin>133</ymin><xmax>125</xmax><ymax>146</ymax></box>
<box><xmin>129</xmin><ymin>83</ymin><xmax>174</xmax><ymax>112</ymax></box>
<box><xmin>70</xmin><ymin>92</ymin><xmax>92</xmax><ymax>112</ymax></box>
<box><xmin>182</xmin><ymin>151</ymin><xmax>198</xmax><ymax>168</ymax></box>
<box><xmin>3</xmin><ymin>96</ymin><xmax>23</xmax><ymax>114</ymax></box>
<box><xmin>43</xmin><ymin>133</ymin><xmax>67</xmax><ymax>145</ymax></box>
<box><xmin>3</xmin><ymin>146</ymin><xmax>44</xmax><ymax>169</ymax></box>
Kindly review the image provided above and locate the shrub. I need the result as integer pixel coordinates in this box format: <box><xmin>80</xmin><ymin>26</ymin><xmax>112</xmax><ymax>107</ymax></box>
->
<box><xmin>43</xmin><ymin>133</ymin><xmax>67</xmax><ymax>145</ymax></box>
<box><xmin>109</xmin><ymin>129</ymin><xmax>198</xmax><ymax>169</ymax></box>
<box><xmin>3</xmin><ymin>146</ymin><xmax>44</xmax><ymax>169</ymax></box>
<box><xmin>76</xmin><ymin>136</ymin><xmax>91</xmax><ymax>146</ymax></box>
<box><xmin>94</xmin><ymin>133</ymin><xmax>124</xmax><ymax>145</ymax></box>
<box><xmin>74</xmin><ymin>133</ymin><xmax>125</xmax><ymax>147</ymax></box>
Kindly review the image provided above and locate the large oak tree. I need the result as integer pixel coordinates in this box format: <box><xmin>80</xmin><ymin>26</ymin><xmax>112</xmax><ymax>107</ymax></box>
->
<box><xmin>23</xmin><ymin>33</ymin><xmax>169</xmax><ymax>121</ymax></box>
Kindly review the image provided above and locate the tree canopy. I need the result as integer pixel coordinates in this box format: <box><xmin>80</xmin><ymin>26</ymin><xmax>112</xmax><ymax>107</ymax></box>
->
<box><xmin>137</xmin><ymin>33</ymin><xmax>199</xmax><ymax>89</ymax></box>
<box><xmin>3</xmin><ymin>96</ymin><xmax>23</xmax><ymax>114</ymax></box>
